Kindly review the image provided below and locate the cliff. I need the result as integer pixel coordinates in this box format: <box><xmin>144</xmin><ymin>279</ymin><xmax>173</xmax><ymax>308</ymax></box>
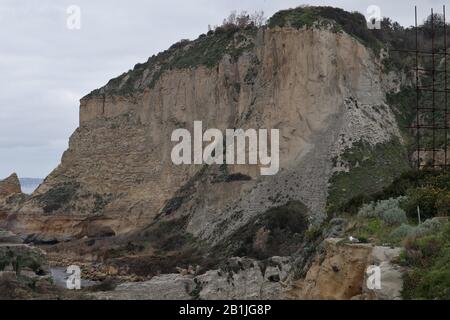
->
<box><xmin>2</xmin><ymin>9</ymin><xmax>410</xmax><ymax>246</ymax></box>
<box><xmin>2</xmin><ymin>6</ymin><xmax>450</xmax><ymax>301</ymax></box>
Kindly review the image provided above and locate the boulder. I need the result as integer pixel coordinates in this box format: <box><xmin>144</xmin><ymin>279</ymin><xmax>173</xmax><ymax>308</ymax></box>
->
<box><xmin>196</xmin><ymin>257</ymin><xmax>291</xmax><ymax>300</ymax></box>
<box><xmin>0</xmin><ymin>244</ymin><xmax>49</xmax><ymax>275</ymax></box>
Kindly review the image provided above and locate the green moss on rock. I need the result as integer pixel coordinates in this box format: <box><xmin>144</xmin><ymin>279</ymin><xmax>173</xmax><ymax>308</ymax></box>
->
<box><xmin>37</xmin><ymin>182</ymin><xmax>80</xmax><ymax>213</ymax></box>
<box><xmin>87</xmin><ymin>28</ymin><xmax>256</xmax><ymax>97</ymax></box>
<box><xmin>327</xmin><ymin>139</ymin><xmax>411</xmax><ymax>215</ymax></box>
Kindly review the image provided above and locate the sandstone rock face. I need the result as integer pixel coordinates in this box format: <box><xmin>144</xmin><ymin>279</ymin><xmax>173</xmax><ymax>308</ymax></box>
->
<box><xmin>286</xmin><ymin>238</ymin><xmax>373</xmax><ymax>299</ymax></box>
<box><xmin>285</xmin><ymin>239</ymin><xmax>404</xmax><ymax>300</ymax></box>
<box><xmin>0</xmin><ymin>173</ymin><xmax>21</xmax><ymax>199</ymax></box>
<box><xmin>6</xmin><ymin>27</ymin><xmax>403</xmax><ymax>243</ymax></box>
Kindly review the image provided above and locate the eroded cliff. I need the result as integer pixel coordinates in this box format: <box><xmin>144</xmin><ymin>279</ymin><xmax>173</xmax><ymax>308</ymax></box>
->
<box><xmin>0</xmin><ymin>8</ymin><xmax>413</xmax><ymax>265</ymax></box>
<box><xmin>5</xmin><ymin>26</ymin><xmax>406</xmax><ymax>244</ymax></box>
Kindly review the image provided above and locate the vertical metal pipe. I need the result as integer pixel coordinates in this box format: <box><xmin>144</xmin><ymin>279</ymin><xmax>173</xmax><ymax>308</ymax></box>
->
<box><xmin>416</xmin><ymin>6</ymin><xmax>421</xmax><ymax>169</ymax></box>
<box><xmin>445</xmin><ymin>5</ymin><xmax>448</xmax><ymax>170</ymax></box>
<box><xmin>431</xmin><ymin>9</ymin><xmax>436</xmax><ymax>168</ymax></box>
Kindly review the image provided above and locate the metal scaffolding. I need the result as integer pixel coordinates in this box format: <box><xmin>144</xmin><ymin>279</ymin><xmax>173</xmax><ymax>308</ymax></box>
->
<box><xmin>395</xmin><ymin>6</ymin><xmax>449</xmax><ymax>170</ymax></box>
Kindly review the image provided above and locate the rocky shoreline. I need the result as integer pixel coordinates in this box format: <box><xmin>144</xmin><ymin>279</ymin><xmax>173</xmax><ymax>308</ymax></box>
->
<box><xmin>1</xmin><ymin>226</ymin><xmax>405</xmax><ymax>300</ymax></box>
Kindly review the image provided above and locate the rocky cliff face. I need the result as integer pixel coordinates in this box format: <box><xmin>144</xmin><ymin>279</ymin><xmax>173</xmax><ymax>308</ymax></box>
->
<box><xmin>5</xmin><ymin>25</ymin><xmax>405</xmax><ymax>244</ymax></box>
<box><xmin>0</xmin><ymin>174</ymin><xmax>21</xmax><ymax>199</ymax></box>
<box><xmin>1</xmin><ymin>5</ymin><xmax>425</xmax><ymax>301</ymax></box>
<box><xmin>0</xmin><ymin>174</ymin><xmax>22</xmax><ymax>221</ymax></box>
<box><xmin>90</xmin><ymin>239</ymin><xmax>404</xmax><ymax>300</ymax></box>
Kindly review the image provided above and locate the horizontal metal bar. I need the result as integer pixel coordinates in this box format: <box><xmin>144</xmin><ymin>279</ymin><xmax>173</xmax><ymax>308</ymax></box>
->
<box><xmin>417</xmin><ymin>67</ymin><xmax>449</xmax><ymax>73</ymax></box>
<box><xmin>392</xmin><ymin>49</ymin><xmax>450</xmax><ymax>55</ymax></box>
<box><xmin>407</xmin><ymin>126</ymin><xmax>450</xmax><ymax>129</ymax></box>
<box><xmin>417</xmin><ymin>87</ymin><xmax>450</xmax><ymax>93</ymax></box>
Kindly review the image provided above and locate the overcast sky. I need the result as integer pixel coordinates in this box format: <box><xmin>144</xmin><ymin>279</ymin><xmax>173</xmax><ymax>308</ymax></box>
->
<box><xmin>0</xmin><ymin>0</ymin><xmax>444</xmax><ymax>179</ymax></box>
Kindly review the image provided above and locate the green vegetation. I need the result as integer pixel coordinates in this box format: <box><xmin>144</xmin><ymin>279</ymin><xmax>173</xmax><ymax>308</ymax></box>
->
<box><xmin>386</xmin><ymin>65</ymin><xmax>450</xmax><ymax>153</ymax></box>
<box><xmin>401</xmin><ymin>221</ymin><xmax>450</xmax><ymax>300</ymax></box>
<box><xmin>0</xmin><ymin>246</ymin><xmax>46</xmax><ymax>275</ymax></box>
<box><xmin>267</xmin><ymin>6</ymin><xmax>383</xmax><ymax>53</ymax></box>
<box><xmin>37</xmin><ymin>182</ymin><xmax>79</xmax><ymax>213</ymax></box>
<box><xmin>103</xmin><ymin>216</ymin><xmax>217</xmax><ymax>277</ymax></box>
<box><xmin>327</xmin><ymin>139</ymin><xmax>411</xmax><ymax>215</ymax></box>
<box><xmin>401</xmin><ymin>186</ymin><xmax>450</xmax><ymax>221</ymax></box>
<box><xmin>89</xmin><ymin>5</ymin><xmax>437</xmax><ymax>98</ymax></box>
<box><xmin>143</xmin><ymin>217</ymin><xmax>198</xmax><ymax>252</ymax></box>
<box><xmin>215</xmin><ymin>201</ymin><xmax>309</xmax><ymax>260</ymax></box>
<box><xmin>88</xmin><ymin>27</ymin><xmax>256</xmax><ymax>97</ymax></box>
<box><xmin>344</xmin><ymin>201</ymin><xmax>449</xmax><ymax>301</ymax></box>
<box><xmin>333</xmin><ymin>168</ymin><xmax>449</xmax><ymax>299</ymax></box>
<box><xmin>357</xmin><ymin>197</ymin><xmax>408</xmax><ymax>226</ymax></box>
<box><xmin>340</xmin><ymin>197</ymin><xmax>410</xmax><ymax>245</ymax></box>
<box><xmin>386</xmin><ymin>87</ymin><xmax>417</xmax><ymax>141</ymax></box>
<box><xmin>35</xmin><ymin>182</ymin><xmax>112</xmax><ymax>215</ymax></box>
<box><xmin>334</xmin><ymin>168</ymin><xmax>449</xmax><ymax>216</ymax></box>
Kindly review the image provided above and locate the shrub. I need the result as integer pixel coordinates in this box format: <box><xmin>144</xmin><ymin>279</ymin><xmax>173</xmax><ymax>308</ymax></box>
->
<box><xmin>436</xmin><ymin>191</ymin><xmax>450</xmax><ymax>216</ymax></box>
<box><xmin>214</xmin><ymin>10</ymin><xmax>265</xmax><ymax>32</ymax></box>
<box><xmin>357</xmin><ymin>203</ymin><xmax>377</xmax><ymax>219</ymax></box>
<box><xmin>143</xmin><ymin>217</ymin><xmax>193</xmax><ymax>252</ymax></box>
<box><xmin>327</xmin><ymin>139</ymin><xmax>411</xmax><ymax>216</ymax></box>
<box><xmin>216</xmin><ymin>201</ymin><xmax>309</xmax><ymax>260</ymax></box>
<box><xmin>335</xmin><ymin>194</ymin><xmax>372</xmax><ymax>216</ymax></box>
<box><xmin>413</xmin><ymin>218</ymin><xmax>445</xmax><ymax>237</ymax></box>
<box><xmin>357</xmin><ymin>197</ymin><xmax>407</xmax><ymax>226</ymax></box>
<box><xmin>37</xmin><ymin>182</ymin><xmax>79</xmax><ymax>213</ymax></box>
<box><xmin>381</xmin><ymin>207</ymin><xmax>408</xmax><ymax>226</ymax></box>
<box><xmin>400</xmin><ymin>186</ymin><xmax>442</xmax><ymax>221</ymax></box>
<box><xmin>390</xmin><ymin>224</ymin><xmax>416</xmax><ymax>239</ymax></box>
<box><xmin>401</xmin><ymin>222</ymin><xmax>450</xmax><ymax>299</ymax></box>
<box><xmin>415</xmin><ymin>267</ymin><xmax>450</xmax><ymax>300</ymax></box>
<box><xmin>425</xmin><ymin>170</ymin><xmax>450</xmax><ymax>190</ymax></box>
